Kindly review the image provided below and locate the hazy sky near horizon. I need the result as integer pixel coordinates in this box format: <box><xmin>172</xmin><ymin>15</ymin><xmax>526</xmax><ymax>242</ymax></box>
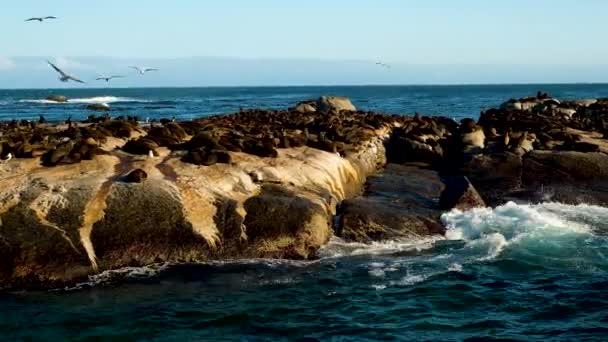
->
<box><xmin>1</xmin><ymin>0</ymin><xmax>608</xmax><ymax>86</ymax></box>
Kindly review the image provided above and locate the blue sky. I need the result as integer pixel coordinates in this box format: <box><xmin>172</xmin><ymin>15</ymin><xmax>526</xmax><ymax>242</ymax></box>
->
<box><xmin>1</xmin><ymin>0</ymin><xmax>608</xmax><ymax>87</ymax></box>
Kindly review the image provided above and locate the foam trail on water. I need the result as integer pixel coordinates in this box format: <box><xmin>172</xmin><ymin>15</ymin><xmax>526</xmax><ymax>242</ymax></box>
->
<box><xmin>19</xmin><ymin>96</ymin><xmax>149</xmax><ymax>104</ymax></box>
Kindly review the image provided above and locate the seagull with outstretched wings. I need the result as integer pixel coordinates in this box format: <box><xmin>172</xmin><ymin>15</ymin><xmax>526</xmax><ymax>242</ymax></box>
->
<box><xmin>47</xmin><ymin>60</ymin><xmax>86</xmax><ymax>84</ymax></box>
<box><xmin>96</xmin><ymin>75</ymin><xmax>125</xmax><ymax>82</ymax></box>
<box><xmin>375</xmin><ymin>62</ymin><xmax>391</xmax><ymax>69</ymax></box>
<box><xmin>130</xmin><ymin>66</ymin><xmax>159</xmax><ymax>75</ymax></box>
<box><xmin>25</xmin><ymin>16</ymin><xmax>57</xmax><ymax>22</ymax></box>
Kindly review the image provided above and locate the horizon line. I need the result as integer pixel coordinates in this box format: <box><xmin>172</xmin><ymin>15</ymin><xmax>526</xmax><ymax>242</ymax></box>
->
<box><xmin>1</xmin><ymin>82</ymin><xmax>608</xmax><ymax>91</ymax></box>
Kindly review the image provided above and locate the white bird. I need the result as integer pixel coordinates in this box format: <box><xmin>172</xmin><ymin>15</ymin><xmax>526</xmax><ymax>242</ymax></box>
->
<box><xmin>148</xmin><ymin>150</ymin><xmax>155</xmax><ymax>159</ymax></box>
<box><xmin>96</xmin><ymin>75</ymin><xmax>125</xmax><ymax>82</ymax></box>
<box><xmin>1</xmin><ymin>153</ymin><xmax>12</xmax><ymax>162</ymax></box>
<box><xmin>47</xmin><ymin>60</ymin><xmax>85</xmax><ymax>83</ymax></box>
<box><xmin>130</xmin><ymin>66</ymin><xmax>159</xmax><ymax>75</ymax></box>
<box><xmin>375</xmin><ymin>62</ymin><xmax>391</xmax><ymax>69</ymax></box>
<box><xmin>25</xmin><ymin>16</ymin><xmax>57</xmax><ymax>22</ymax></box>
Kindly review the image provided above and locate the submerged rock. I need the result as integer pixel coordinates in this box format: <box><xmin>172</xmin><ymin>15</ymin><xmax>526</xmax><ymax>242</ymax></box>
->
<box><xmin>86</xmin><ymin>103</ymin><xmax>110</xmax><ymax>111</ymax></box>
<box><xmin>46</xmin><ymin>95</ymin><xmax>68</xmax><ymax>103</ymax></box>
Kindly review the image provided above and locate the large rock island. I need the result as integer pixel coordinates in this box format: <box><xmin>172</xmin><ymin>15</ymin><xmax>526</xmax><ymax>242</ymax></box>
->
<box><xmin>1</xmin><ymin>94</ymin><xmax>608</xmax><ymax>290</ymax></box>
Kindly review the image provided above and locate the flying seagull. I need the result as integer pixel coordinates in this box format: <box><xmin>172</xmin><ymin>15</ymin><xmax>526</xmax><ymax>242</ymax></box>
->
<box><xmin>47</xmin><ymin>60</ymin><xmax>86</xmax><ymax>83</ymax></box>
<box><xmin>96</xmin><ymin>75</ymin><xmax>125</xmax><ymax>82</ymax></box>
<box><xmin>129</xmin><ymin>66</ymin><xmax>159</xmax><ymax>75</ymax></box>
<box><xmin>376</xmin><ymin>62</ymin><xmax>391</xmax><ymax>69</ymax></box>
<box><xmin>25</xmin><ymin>16</ymin><xmax>57</xmax><ymax>22</ymax></box>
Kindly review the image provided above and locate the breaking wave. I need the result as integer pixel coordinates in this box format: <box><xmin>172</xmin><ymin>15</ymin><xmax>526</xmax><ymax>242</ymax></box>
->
<box><xmin>60</xmin><ymin>202</ymin><xmax>608</xmax><ymax>292</ymax></box>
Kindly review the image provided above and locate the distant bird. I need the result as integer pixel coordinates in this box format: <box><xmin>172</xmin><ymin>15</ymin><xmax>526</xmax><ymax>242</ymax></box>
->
<box><xmin>129</xmin><ymin>66</ymin><xmax>158</xmax><ymax>75</ymax></box>
<box><xmin>25</xmin><ymin>16</ymin><xmax>57</xmax><ymax>22</ymax></box>
<box><xmin>96</xmin><ymin>75</ymin><xmax>125</xmax><ymax>82</ymax></box>
<box><xmin>375</xmin><ymin>62</ymin><xmax>391</xmax><ymax>69</ymax></box>
<box><xmin>47</xmin><ymin>60</ymin><xmax>85</xmax><ymax>83</ymax></box>
<box><xmin>148</xmin><ymin>150</ymin><xmax>155</xmax><ymax>159</ymax></box>
<box><xmin>1</xmin><ymin>153</ymin><xmax>12</xmax><ymax>162</ymax></box>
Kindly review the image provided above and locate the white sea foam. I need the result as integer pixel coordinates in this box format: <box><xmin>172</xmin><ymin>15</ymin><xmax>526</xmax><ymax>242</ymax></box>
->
<box><xmin>19</xmin><ymin>96</ymin><xmax>149</xmax><ymax>105</ymax></box>
<box><xmin>318</xmin><ymin>236</ymin><xmax>442</xmax><ymax>259</ymax></box>
<box><xmin>448</xmin><ymin>263</ymin><xmax>463</xmax><ymax>272</ymax></box>
<box><xmin>442</xmin><ymin>201</ymin><xmax>602</xmax><ymax>262</ymax></box>
<box><xmin>368</xmin><ymin>268</ymin><xmax>386</xmax><ymax>278</ymax></box>
<box><xmin>391</xmin><ymin>274</ymin><xmax>428</xmax><ymax>286</ymax></box>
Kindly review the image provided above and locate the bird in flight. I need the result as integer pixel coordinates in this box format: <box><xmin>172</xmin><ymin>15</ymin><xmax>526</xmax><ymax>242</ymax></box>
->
<box><xmin>96</xmin><ymin>75</ymin><xmax>125</xmax><ymax>82</ymax></box>
<box><xmin>376</xmin><ymin>62</ymin><xmax>391</xmax><ymax>69</ymax></box>
<box><xmin>47</xmin><ymin>60</ymin><xmax>86</xmax><ymax>83</ymax></box>
<box><xmin>25</xmin><ymin>16</ymin><xmax>57</xmax><ymax>22</ymax></box>
<box><xmin>130</xmin><ymin>66</ymin><xmax>159</xmax><ymax>75</ymax></box>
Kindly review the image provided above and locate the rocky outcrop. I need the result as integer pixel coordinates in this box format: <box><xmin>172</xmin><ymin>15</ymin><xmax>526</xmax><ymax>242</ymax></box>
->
<box><xmin>0</xmin><ymin>104</ymin><xmax>390</xmax><ymax>290</ymax></box>
<box><xmin>316</xmin><ymin>96</ymin><xmax>356</xmax><ymax>113</ymax></box>
<box><xmin>3</xmin><ymin>93</ymin><xmax>608</xmax><ymax>290</ymax></box>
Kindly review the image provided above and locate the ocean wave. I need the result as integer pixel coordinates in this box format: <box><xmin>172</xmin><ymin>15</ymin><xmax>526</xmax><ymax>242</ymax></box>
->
<box><xmin>19</xmin><ymin>96</ymin><xmax>150</xmax><ymax>105</ymax></box>
<box><xmin>442</xmin><ymin>201</ymin><xmax>605</xmax><ymax>265</ymax></box>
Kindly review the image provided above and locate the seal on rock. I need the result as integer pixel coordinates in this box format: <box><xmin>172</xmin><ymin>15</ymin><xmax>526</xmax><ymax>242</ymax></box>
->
<box><xmin>125</xmin><ymin>169</ymin><xmax>148</xmax><ymax>183</ymax></box>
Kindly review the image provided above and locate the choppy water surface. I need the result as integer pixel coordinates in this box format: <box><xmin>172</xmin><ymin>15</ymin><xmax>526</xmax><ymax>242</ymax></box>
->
<box><xmin>2</xmin><ymin>202</ymin><xmax>607</xmax><ymax>341</ymax></box>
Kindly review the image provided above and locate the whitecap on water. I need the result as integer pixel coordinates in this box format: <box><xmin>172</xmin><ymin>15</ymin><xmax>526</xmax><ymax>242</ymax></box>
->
<box><xmin>19</xmin><ymin>96</ymin><xmax>150</xmax><ymax>105</ymax></box>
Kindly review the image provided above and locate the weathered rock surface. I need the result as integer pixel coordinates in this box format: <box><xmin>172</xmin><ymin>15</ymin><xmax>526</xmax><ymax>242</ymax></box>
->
<box><xmin>0</xmin><ymin>104</ymin><xmax>389</xmax><ymax>289</ymax></box>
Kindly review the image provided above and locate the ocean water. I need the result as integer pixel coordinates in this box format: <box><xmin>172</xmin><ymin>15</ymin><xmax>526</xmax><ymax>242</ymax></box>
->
<box><xmin>1</xmin><ymin>84</ymin><xmax>608</xmax><ymax>123</ymax></box>
<box><xmin>2</xmin><ymin>85</ymin><xmax>608</xmax><ymax>341</ymax></box>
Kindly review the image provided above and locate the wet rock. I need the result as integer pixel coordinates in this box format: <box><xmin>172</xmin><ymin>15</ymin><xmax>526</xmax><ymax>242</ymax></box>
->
<box><xmin>521</xmin><ymin>151</ymin><xmax>608</xmax><ymax>205</ymax></box>
<box><xmin>455</xmin><ymin>152</ymin><xmax>523</xmax><ymax>207</ymax></box>
<box><xmin>338</xmin><ymin>163</ymin><xmax>446</xmax><ymax>243</ymax></box>
<box><xmin>439</xmin><ymin>176</ymin><xmax>486</xmax><ymax>211</ymax></box>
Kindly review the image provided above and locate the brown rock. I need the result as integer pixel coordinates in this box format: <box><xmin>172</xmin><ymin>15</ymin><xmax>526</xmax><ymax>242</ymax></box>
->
<box><xmin>439</xmin><ymin>176</ymin><xmax>486</xmax><ymax>211</ymax></box>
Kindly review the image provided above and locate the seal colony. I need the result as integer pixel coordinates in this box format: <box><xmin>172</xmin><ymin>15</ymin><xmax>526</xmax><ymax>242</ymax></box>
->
<box><xmin>1</xmin><ymin>93</ymin><xmax>608</xmax><ymax>290</ymax></box>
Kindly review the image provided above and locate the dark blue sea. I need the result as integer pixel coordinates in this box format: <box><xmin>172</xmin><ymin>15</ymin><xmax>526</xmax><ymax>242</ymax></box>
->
<box><xmin>1</xmin><ymin>85</ymin><xmax>608</xmax><ymax>341</ymax></box>
<box><xmin>2</xmin><ymin>84</ymin><xmax>608</xmax><ymax>123</ymax></box>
